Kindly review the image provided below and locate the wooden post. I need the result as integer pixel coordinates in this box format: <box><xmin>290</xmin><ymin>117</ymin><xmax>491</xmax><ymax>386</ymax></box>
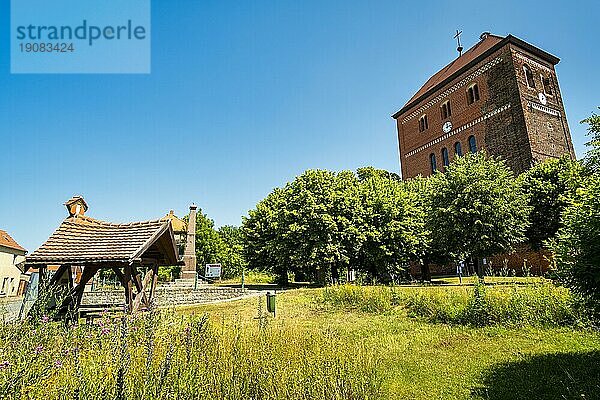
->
<box><xmin>124</xmin><ymin>264</ymin><xmax>133</xmax><ymax>312</ymax></box>
<box><xmin>148</xmin><ymin>263</ymin><xmax>159</xmax><ymax>308</ymax></box>
<box><xmin>131</xmin><ymin>265</ymin><xmax>154</xmax><ymax>312</ymax></box>
<box><xmin>55</xmin><ymin>266</ymin><xmax>97</xmax><ymax>319</ymax></box>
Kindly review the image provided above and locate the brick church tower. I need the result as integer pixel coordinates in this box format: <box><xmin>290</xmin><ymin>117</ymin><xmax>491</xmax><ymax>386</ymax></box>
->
<box><xmin>392</xmin><ymin>32</ymin><xmax>575</xmax><ymax>179</ymax></box>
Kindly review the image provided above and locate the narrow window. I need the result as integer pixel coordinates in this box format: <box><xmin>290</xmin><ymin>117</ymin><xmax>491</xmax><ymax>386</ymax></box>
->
<box><xmin>419</xmin><ymin>114</ymin><xmax>428</xmax><ymax>132</ymax></box>
<box><xmin>468</xmin><ymin>135</ymin><xmax>477</xmax><ymax>153</ymax></box>
<box><xmin>430</xmin><ymin>153</ymin><xmax>437</xmax><ymax>173</ymax></box>
<box><xmin>524</xmin><ymin>65</ymin><xmax>536</xmax><ymax>89</ymax></box>
<box><xmin>467</xmin><ymin>84</ymin><xmax>479</xmax><ymax>105</ymax></box>
<box><xmin>542</xmin><ymin>76</ymin><xmax>553</xmax><ymax>95</ymax></box>
<box><xmin>454</xmin><ymin>141</ymin><xmax>462</xmax><ymax>156</ymax></box>
<box><xmin>441</xmin><ymin>100</ymin><xmax>452</xmax><ymax>119</ymax></box>
<box><xmin>442</xmin><ymin>147</ymin><xmax>450</xmax><ymax>167</ymax></box>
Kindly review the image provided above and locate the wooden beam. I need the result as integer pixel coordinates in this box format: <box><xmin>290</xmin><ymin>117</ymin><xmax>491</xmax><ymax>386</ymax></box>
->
<box><xmin>123</xmin><ymin>264</ymin><xmax>133</xmax><ymax>312</ymax></box>
<box><xmin>56</xmin><ymin>266</ymin><xmax>98</xmax><ymax>317</ymax></box>
<box><xmin>149</xmin><ymin>263</ymin><xmax>159</xmax><ymax>308</ymax></box>
<box><xmin>131</xmin><ymin>266</ymin><xmax>154</xmax><ymax>312</ymax></box>
<box><xmin>112</xmin><ymin>267</ymin><xmax>126</xmax><ymax>285</ymax></box>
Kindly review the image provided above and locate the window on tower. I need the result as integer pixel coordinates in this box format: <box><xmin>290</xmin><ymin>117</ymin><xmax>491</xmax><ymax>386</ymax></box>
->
<box><xmin>524</xmin><ymin>65</ymin><xmax>536</xmax><ymax>89</ymax></box>
<box><xmin>441</xmin><ymin>100</ymin><xmax>452</xmax><ymax>119</ymax></box>
<box><xmin>542</xmin><ymin>76</ymin><xmax>553</xmax><ymax>95</ymax></box>
<box><xmin>418</xmin><ymin>114</ymin><xmax>429</xmax><ymax>132</ymax></box>
<box><xmin>467</xmin><ymin>84</ymin><xmax>480</xmax><ymax>105</ymax></box>
<box><xmin>441</xmin><ymin>147</ymin><xmax>450</xmax><ymax>168</ymax></box>
<box><xmin>430</xmin><ymin>153</ymin><xmax>437</xmax><ymax>173</ymax></box>
<box><xmin>454</xmin><ymin>141</ymin><xmax>462</xmax><ymax>156</ymax></box>
<box><xmin>468</xmin><ymin>135</ymin><xmax>477</xmax><ymax>153</ymax></box>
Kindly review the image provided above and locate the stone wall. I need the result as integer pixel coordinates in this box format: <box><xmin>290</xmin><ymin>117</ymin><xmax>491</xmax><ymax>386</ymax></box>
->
<box><xmin>82</xmin><ymin>286</ymin><xmax>250</xmax><ymax>308</ymax></box>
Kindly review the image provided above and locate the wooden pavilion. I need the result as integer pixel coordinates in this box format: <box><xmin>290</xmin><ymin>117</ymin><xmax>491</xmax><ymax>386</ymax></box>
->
<box><xmin>24</xmin><ymin>196</ymin><xmax>180</xmax><ymax>319</ymax></box>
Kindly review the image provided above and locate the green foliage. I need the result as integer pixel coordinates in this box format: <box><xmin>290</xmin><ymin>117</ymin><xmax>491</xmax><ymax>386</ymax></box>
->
<box><xmin>0</xmin><ymin>311</ymin><xmax>384</xmax><ymax>399</ymax></box>
<box><xmin>519</xmin><ymin>156</ymin><xmax>585</xmax><ymax>250</ymax></box>
<box><xmin>319</xmin><ymin>283</ymin><xmax>587</xmax><ymax>327</ymax></box>
<box><xmin>425</xmin><ymin>152</ymin><xmax>530</xmax><ymax>262</ymax></box>
<box><xmin>157</xmin><ymin>266</ymin><xmax>180</xmax><ymax>282</ymax></box>
<box><xmin>244</xmin><ymin>170</ymin><xmax>364</xmax><ymax>285</ymax></box>
<box><xmin>2</xmin><ymin>289</ymin><xmax>600</xmax><ymax>399</ymax></box>
<box><xmin>321</xmin><ymin>285</ymin><xmax>395</xmax><ymax>313</ymax></box>
<box><xmin>216</xmin><ymin>225</ymin><xmax>246</xmax><ymax>279</ymax></box>
<box><xmin>581</xmin><ymin>109</ymin><xmax>600</xmax><ymax>173</ymax></box>
<box><xmin>552</xmin><ymin>174</ymin><xmax>600</xmax><ymax>311</ymax></box>
<box><xmin>243</xmin><ymin>169</ymin><xmax>426</xmax><ymax>285</ymax></box>
<box><xmin>185</xmin><ymin>210</ymin><xmax>247</xmax><ymax>279</ymax></box>
<box><xmin>355</xmin><ymin>175</ymin><xmax>427</xmax><ymax>282</ymax></box>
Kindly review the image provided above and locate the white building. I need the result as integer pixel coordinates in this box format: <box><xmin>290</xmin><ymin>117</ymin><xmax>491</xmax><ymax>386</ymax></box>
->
<box><xmin>0</xmin><ymin>230</ymin><xmax>27</xmax><ymax>297</ymax></box>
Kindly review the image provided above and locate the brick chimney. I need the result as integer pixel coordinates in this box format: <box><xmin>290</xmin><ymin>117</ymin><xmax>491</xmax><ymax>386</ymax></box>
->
<box><xmin>64</xmin><ymin>196</ymin><xmax>88</xmax><ymax>217</ymax></box>
<box><xmin>181</xmin><ymin>204</ymin><xmax>197</xmax><ymax>278</ymax></box>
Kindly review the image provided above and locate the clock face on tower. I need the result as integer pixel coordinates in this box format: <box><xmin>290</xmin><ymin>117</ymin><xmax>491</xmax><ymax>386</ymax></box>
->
<box><xmin>442</xmin><ymin>121</ymin><xmax>453</xmax><ymax>133</ymax></box>
<box><xmin>538</xmin><ymin>92</ymin><xmax>547</xmax><ymax>105</ymax></box>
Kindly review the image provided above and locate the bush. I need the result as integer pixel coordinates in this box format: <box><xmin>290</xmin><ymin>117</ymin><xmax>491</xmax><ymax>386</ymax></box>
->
<box><xmin>552</xmin><ymin>174</ymin><xmax>600</xmax><ymax>313</ymax></box>
<box><xmin>320</xmin><ymin>285</ymin><xmax>394</xmax><ymax>313</ymax></box>
<box><xmin>319</xmin><ymin>283</ymin><xmax>587</xmax><ymax>327</ymax></box>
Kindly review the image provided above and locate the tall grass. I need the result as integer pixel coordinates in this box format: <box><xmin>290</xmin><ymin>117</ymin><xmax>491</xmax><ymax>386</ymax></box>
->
<box><xmin>319</xmin><ymin>283</ymin><xmax>588</xmax><ymax>327</ymax></box>
<box><xmin>0</xmin><ymin>310</ymin><xmax>385</xmax><ymax>400</ymax></box>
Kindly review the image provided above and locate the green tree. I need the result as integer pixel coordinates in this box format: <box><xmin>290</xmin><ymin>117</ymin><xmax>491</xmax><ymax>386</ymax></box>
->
<box><xmin>427</xmin><ymin>152</ymin><xmax>530</xmax><ymax>277</ymax></box>
<box><xmin>355</xmin><ymin>173</ymin><xmax>427</xmax><ymax>283</ymax></box>
<box><xmin>242</xmin><ymin>188</ymin><xmax>289</xmax><ymax>284</ymax></box>
<box><xmin>217</xmin><ymin>225</ymin><xmax>247</xmax><ymax>279</ymax></box>
<box><xmin>581</xmin><ymin>109</ymin><xmax>600</xmax><ymax>173</ymax></box>
<box><xmin>404</xmin><ymin>175</ymin><xmax>442</xmax><ymax>281</ymax></box>
<box><xmin>552</xmin><ymin>174</ymin><xmax>600</xmax><ymax>311</ymax></box>
<box><xmin>243</xmin><ymin>170</ymin><xmax>364</xmax><ymax>286</ymax></box>
<box><xmin>519</xmin><ymin>156</ymin><xmax>585</xmax><ymax>250</ymax></box>
<box><xmin>277</xmin><ymin>170</ymin><xmax>362</xmax><ymax>285</ymax></box>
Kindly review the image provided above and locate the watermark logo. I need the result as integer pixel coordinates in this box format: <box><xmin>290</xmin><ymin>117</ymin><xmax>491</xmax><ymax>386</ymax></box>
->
<box><xmin>11</xmin><ymin>0</ymin><xmax>151</xmax><ymax>74</ymax></box>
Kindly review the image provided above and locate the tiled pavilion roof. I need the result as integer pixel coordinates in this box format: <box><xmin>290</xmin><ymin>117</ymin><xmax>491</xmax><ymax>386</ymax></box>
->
<box><xmin>25</xmin><ymin>215</ymin><xmax>179</xmax><ymax>267</ymax></box>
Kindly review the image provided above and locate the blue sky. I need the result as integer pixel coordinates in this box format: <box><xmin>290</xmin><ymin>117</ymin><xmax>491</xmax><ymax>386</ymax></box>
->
<box><xmin>1</xmin><ymin>0</ymin><xmax>598</xmax><ymax>251</ymax></box>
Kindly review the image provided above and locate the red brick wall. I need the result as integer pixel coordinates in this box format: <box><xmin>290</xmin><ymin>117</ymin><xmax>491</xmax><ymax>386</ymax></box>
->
<box><xmin>395</xmin><ymin>42</ymin><xmax>574</xmax><ymax>180</ymax></box>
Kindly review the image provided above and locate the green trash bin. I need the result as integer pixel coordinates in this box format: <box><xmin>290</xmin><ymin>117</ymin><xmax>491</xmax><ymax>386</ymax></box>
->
<box><xmin>266</xmin><ymin>292</ymin><xmax>276</xmax><ymax>316</ymax></box>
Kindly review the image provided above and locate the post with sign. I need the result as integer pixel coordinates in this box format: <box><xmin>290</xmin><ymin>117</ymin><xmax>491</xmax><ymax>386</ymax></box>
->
<box><xmin>205</xmin><ymin>264</ymin><xmax>222</xmax><ymax>281</ymax></box>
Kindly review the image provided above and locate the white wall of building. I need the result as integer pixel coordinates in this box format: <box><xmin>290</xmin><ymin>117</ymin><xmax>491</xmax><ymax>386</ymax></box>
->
<box><xmin>0</xmin><ymin>247</ymin><xmax>26</xmax><ymax>297</ymax></box>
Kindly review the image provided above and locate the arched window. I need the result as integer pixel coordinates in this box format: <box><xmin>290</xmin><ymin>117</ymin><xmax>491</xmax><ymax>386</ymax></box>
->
<box><xmin>467</xmin><ymin>83</ymin><xmax>480</xmax><ymax>105</ymax></box>
<box><xmin>419</xmin><ymin>114</ymin><xmax>429</xmax><ymax>132</ymax></box>
<box><xmin>468</xmin><ymin>135</ymin><xmax>477</xmax><ymax>153</ymax></box>
<box><xmin>440</xmin><ymin>100</ymin><xmax>452</xmax><ymax>119</ymax></box>
<box><xmin>454</xmin><ymin>141</ymin><xmax>462</xmax><ymax>156</ymax></box>
<box><xmin>523</xmin><ymin>65</ymin><xmax>536</xmax><ymax>89</ymax></box>
<box><xmin>441</xmin><ymin>147</ymin><xmax>450</xmax><ymax>167</ymax></box>
<box><xmin>542</xmin><ymin>76</ymin><xmax>553</xmax><ymax>95</ymax></box>
<box><xmin>430</xmin><ymin>153</ymin><xmax>437</xmax><ymax>173</ymax></box>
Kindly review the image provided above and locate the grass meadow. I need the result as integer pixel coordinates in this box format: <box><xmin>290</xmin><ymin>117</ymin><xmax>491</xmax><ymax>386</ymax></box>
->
<box><xmin>1</xmin><ymin>282</ymin><xmax>599</xmax><ymax>399</ymax></box>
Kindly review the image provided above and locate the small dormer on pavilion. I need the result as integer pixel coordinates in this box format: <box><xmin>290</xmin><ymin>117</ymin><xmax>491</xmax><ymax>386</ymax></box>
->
<box><xmin>64</xmin><ymin>195</ymin><xmax>88</xmax><ymax>217</ymax></box>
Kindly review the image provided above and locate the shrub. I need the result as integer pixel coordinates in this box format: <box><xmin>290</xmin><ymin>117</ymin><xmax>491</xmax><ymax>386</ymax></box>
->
<box><xmin>319</xmin><ymin>283</ymin><xmax>587</xmax><ymax>327</ymax></box>
<box><xmin>320</xmin><ymin>285</ymin><xmax>394</xmax><ymax>313</ymax></box>
<box><xmin>552</xmin><ymin>174</ymin><xmax>600</xmax><ymax>313</ymax></box>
